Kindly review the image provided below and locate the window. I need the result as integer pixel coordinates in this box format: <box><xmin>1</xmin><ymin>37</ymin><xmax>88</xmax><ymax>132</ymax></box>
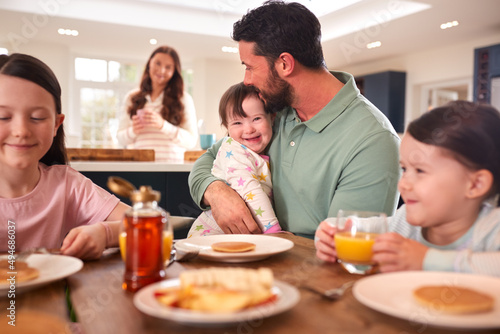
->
<box><xmin>72</xmin><ymin>57</ymin><xmax>141</xmax><ymax>148</ymax></box>
<box><xmin>71</xmin><ymin>56</ymin><xmax>194</xmax><ymax>148</ymax></box>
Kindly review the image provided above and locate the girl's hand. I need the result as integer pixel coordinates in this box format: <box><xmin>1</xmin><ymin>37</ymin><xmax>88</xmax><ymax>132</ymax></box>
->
<box><xmin>315</xmin><ymin>220</ymin><xmax>338</xmax><ymax>263</ymax></box>
<box><xmin>372</xmin><ymin>232</ymin><xmax>428</xmax><ymax>272</ymax></box>
<box><xmin>141</xmin><ymin>109</ymin><xmax>164</xmax><ymax>129</ymax></box>
<box><xmin>60</xmin><ymin>224</ymin><xmax>107</xmax><ymax>260</ymax></box>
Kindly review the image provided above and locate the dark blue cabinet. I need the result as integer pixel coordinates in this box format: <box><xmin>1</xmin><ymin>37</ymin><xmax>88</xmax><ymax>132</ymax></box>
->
<box><xmin>81</xmin><ymin>171</ymin><xmax>202</xmax><ymax>238</ymax></box>
<box><xmin>474</xmin><ymin>43</ymin><xmax>500</xmax><ymax>104</ymax></box>
<box><xmin>489</xmin><ymin>45</ymin><xmax>500</xmax><ymax>77</ymax></box>
<box><xmin>355</xmin><ymin>71</ymin><xmax>406</xmax><ymax>133</ymax></box>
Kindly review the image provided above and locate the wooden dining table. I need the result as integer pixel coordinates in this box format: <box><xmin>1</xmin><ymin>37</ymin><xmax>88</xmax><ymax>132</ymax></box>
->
<box><xmin>2</xmin><ymin>233</ymin><xmax>498</xmax><ymax>334</ymax></box>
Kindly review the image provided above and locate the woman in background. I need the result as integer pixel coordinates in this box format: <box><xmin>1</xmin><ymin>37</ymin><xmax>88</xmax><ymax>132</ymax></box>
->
<box><xmin>117</xmin><ymin>46</ymin><xmax>197</xmax><ymax>163</ymax></box>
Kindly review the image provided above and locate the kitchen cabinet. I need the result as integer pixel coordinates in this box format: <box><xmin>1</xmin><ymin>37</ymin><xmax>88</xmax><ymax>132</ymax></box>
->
<box><xmin>71</xmin><ymin>162</ymin><xmax>202</xmax><ymax>238</ymax></box>
<box><xmin>474</xmin><ymin>43</ymin><xmax>500</xmax><ymax>104</ymax></box>
<box><xmin>80</xmin><ymin>171</ymin><xmax>201</xmax><ymax>218</ymax></box>
<box><xmin>355</xmin><ymin>71</ymin><xmax>406</xmax><ymax>133</ymax></box>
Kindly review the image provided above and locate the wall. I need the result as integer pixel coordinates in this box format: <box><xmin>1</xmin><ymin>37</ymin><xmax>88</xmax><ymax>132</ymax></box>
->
<box><xmin>12</xmin><ymin>40</ymin><xmax>72</xmax><ymax>132</ymax></box>
<box><xmin>7</xmin><ymin>32</ymin><xmax>500</xmax><ymax>142</ymax></box>
<box><xmin>342</xmin><ymin>32</ymin><xmax>500</xmax><ymax>129</ymax></box>
<box><xmin>9</xmin><ymin>39</ymin><xmax>244</xmax><ymax>147</ymax></box>
<box><xmin>191</xmin><ymin>57</ymin><xmax>244</xmax><ymax>142</ymax></box>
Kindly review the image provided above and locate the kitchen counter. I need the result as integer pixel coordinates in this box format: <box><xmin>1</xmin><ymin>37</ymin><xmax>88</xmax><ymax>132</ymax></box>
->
<box><xmin>70</xmin><ymin>161</ymin><xmax>195</xmax><ymax>172</ymax></box>
<box><xmin>71</xmin><ymin>161</ymin><xmax>202</xmax><ymax>236</ymax></box>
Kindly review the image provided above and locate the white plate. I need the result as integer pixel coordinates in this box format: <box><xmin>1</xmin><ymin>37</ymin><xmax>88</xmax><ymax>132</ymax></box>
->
<box><xmin>0</xmin><ymin>254</ymin><xmax>83</xmax><ymax>294</ymax></box>
<box><xmin>175</xmin><ymin>235</ymin><xmax>294</xmax><ymax>263</ymax></box>
<box><xmin>353</xmin><ymin>271</ymin><xmax>500</xmax><ymax>329</ymax></box>
<box><xmin>133</xmin><ymin>278</ymin><xmax>299</xmax><ymax>326</ymax></box>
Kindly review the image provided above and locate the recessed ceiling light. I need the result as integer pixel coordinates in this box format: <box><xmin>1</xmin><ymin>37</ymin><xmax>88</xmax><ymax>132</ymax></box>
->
<box><xmin>440</xmin><ymin>20</ymin><xmax>459</xmax><ymax>30</ymax></box>
<box><xmin>221</xmin><ymin>46</ymin><xmax>238</xmax><ymax>54</ymax></box>
<box><xmin>150</xmin><ymin>38</ymin><xmax>158</xmax><ymax>45</ymax></box>
<box><xmin>58</xmin><ymin>28</ymin><xmax>79</xmax><ymax>36</ymax></box>
<box><xmin>367</xmin><ymin>41</ymin><xmax>382</xmax><ymax>49</ymax></box>
<box><xmin>0</xmin><ymin>47</ymin><xmax>8</xmax><ymax>55</ymax></box>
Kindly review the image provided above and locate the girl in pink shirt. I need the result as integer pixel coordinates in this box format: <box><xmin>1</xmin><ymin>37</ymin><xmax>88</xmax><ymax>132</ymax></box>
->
<box><xmin>0</xmin><ymin>53</ymin><xmax>129</xmax><ymax>260</ymax></box>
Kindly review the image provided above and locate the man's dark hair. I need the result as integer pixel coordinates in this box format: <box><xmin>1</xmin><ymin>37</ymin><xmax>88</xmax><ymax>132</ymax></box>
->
<box><xmin>232</xmin><ymin>1</ymin><xmax>325</xmax><ymax>69</ymax></box>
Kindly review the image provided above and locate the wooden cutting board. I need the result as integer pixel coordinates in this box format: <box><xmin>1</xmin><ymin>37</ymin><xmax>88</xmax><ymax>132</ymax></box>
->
<box><xmin>184</xmin><ymin>150</ymin><xmax>206</xmax><ymax>162</ymax></box>
<box><xmin>67</xmin><ymin>148</ymin><xmax>155</xmax><ymax>161</ymax></box>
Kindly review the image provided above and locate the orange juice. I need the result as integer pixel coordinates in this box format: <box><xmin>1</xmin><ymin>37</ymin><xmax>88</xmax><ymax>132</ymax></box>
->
<box><xmin>334</xmin><ymin>232</ymin><xmax>378</xmax><ymax>264</ymax></box>
<box><xmin>162</xmin><ymin>231</ymin><xmax>173</xmax><ymax>261</ymax></box>
<box><xmin>120</xmin><ymin>231</ymin><xmax>173</xmax><ymax>262</ymax></box>
<box><xmin>119</xmin><ymin>231</ymin><xmax>127</xmax><ymax>260</ymax></box>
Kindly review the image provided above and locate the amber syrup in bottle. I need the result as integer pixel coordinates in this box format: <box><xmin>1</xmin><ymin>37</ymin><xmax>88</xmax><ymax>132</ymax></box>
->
<box><xmin>122</xmin><ymin>186</ymin><xmax>166</xmax><ymax>292</ymax></box>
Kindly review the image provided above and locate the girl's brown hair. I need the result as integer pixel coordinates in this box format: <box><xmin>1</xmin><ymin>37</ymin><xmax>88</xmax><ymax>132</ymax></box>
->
<box><xmin>408</xmin><ymin>100</ymin><xmax>500</xmax><ymax>206</ymax></box>
<box><xmin>219</xmin><ymin>82</ymin><xmax>268</xmax><ymax>128</ymax></box>
<box><xmin>0</xmin><ymin>53</ymin><xmax>67</xmax><ymax>165</ymax></box>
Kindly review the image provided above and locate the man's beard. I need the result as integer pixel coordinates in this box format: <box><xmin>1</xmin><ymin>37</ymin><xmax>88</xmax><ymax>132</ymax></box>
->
<box><xmin>259</xmin><ymin>66</ymin><xmax>294</xmax><ymax>113</ymax></box>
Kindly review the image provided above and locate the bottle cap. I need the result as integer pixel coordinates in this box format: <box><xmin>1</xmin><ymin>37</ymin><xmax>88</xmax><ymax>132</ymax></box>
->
<box><xmin>130</xmin><ymin>186</ymin><xmax>161</xmax><ymax>203</ymax></box>
<box><xmin>107</xmin><ymin>176</ymin><xmax>161</xmax><ymax>203</ymax></box>
<box><xmin>107</xmin><ymin>176</ymin><xmax>135</xmax><ymax>198</ymax></box>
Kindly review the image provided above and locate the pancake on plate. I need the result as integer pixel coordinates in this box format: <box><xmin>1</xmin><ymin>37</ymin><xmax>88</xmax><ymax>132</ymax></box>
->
<box><xmin>413</xmin><ymin>285</ymin><xmax>494</xmax><ymax>314</ymax></box>
<box><xmin>0</xmin><ymin>259</ymin><xmax>39</xmax><ymax>284</ymax></box>
<box><xmin>0</xmin><ymin>259</ymin><xmax>28</xmax><ymax>270</ymax></box>
<box><xmin>155</xmin><ymin>267</ymin><xmax>276</xmax><ymax>312</ymax></box>
<box><xmin>211</xmin><ymin>241</ymin><xmax>256</xmax><ymax>253</ymax></box>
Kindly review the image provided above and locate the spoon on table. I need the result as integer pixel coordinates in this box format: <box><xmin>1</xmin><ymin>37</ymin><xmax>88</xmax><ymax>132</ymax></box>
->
<box><xmin>166</xmin><ymin>246</ymin><xmax>199</xmax><ymax>266</ymax></box>
<box><xmin>301</xmin><ymin>281</ymin><xmax>355</xmax><ymax>301</ymax></box>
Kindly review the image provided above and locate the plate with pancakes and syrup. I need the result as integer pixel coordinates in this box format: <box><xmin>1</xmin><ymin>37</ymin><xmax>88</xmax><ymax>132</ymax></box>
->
<box><xmin>353</xmin><ymin>271</ymin><xmax>500</xmax><ymax>330</ymax></box>
<box><xmin>175</xmin><ymin>235</ymin><xmax>294</xmax><ymax>263</ymax></box>
<box><xmin>134</xmin><ymin>267</ymin><xmax>300</xmax><ymax>326</ymax></box>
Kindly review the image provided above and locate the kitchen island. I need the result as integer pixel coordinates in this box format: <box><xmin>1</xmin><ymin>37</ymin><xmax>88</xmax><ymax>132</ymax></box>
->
<box><xmin>70</xmin><ymin>161</ymin><xmax>202</xmax><ymax>237</ymax></box>
<box><xmin>70</xmin><ymin>161</ymin><xmax>194</xmax><ymax>173</ymax></box>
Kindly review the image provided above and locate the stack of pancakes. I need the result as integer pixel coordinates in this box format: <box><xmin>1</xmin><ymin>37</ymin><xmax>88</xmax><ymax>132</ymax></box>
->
<box><xmin>155</xmin><ymin>267</ymin><xmax>275</xmax><ymax>312</ymax></box>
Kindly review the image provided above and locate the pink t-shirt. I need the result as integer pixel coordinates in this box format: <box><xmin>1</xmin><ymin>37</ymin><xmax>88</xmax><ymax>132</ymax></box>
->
<box><xmin>0</xmin><ymin>163</ymin><xmax>120</xmax><ymax>251</ymax></box>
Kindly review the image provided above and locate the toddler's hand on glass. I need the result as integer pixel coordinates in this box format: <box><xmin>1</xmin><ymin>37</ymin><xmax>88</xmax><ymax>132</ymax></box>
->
<box><xmin>372</xmin><ymin>232</ymin><xmax>428</xmax><ymax>272</ymax></box>
<box><xmin>315</xmin><ymin>220</ymin><xmax>338</xmax><ymax>263</ymax></box>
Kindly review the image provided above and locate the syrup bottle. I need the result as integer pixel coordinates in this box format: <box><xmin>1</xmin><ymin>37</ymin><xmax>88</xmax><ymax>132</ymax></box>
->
<box><xmin>123</xmin><ymin>185</ymin><xmax>167</xmax><ymax>292</ymax></box>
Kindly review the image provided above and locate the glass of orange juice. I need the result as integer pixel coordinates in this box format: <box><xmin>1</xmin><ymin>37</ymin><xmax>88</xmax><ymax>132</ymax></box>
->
<box><xmin>333</xmin><ymin>210</ymin><xmax>388</xmax><ymax>275</ymax></box>
<box><xmin>119</xmin><ymin>216</ymin><xmax>173</xmax><ymax>266</ymax></box>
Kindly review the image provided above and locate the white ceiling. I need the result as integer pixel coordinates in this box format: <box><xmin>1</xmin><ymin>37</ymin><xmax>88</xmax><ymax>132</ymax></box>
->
<box><xmin>0</xmin><ymin>0</ymin><xmax>499</xmax><ymax>68</ymax></box>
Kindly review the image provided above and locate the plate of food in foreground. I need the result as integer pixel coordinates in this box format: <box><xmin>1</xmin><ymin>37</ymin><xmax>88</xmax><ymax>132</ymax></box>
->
<box><xmin>175</xmin><ymin>235</ymin><xmax>294</xmax><ymax>263</ymax></box>
<box><xmin>0</xmin><ymin>254</ymin><xmax>83</xmax><ymax>294</ymax></box>
<box><xmin>353</xmin><ymin>271</ymin><xmax>500</xmax><ymax>329</ymax></box>
<box><xmin>134</xmin><ymin>267</ymin><xmax>300</xmax><ymax>326</ymax></box>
